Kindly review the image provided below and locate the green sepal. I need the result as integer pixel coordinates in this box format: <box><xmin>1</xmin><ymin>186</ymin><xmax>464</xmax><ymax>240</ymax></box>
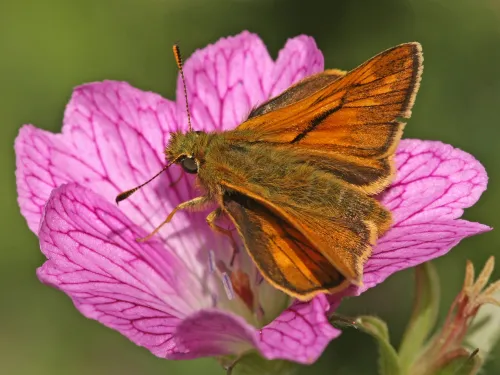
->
<box><xmin>356</xmin><ymin>315</ymin><xmax>401</xmax><ymax>375</ymax></box>
<box><xmin>399</xmin><ymin>262</ymin><xmax>441</xmax><ymax>372</ymax></box>
<box><xmin>329</xmin><ymin>313</ymin><xmax>357</xmax><ymax>329</ymax></box>
<box><xmin>432</xmin><ymin>349</ymin><xmax>482</xmax><ymax>375</ymax></box>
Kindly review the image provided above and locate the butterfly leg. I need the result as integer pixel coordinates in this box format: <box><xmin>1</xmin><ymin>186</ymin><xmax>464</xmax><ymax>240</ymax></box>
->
<box><xmin>137</xmin><ymin>196</ymin><xmax>211</xmax><ymax>242</ymax></box>
<box><xmin>206</xmin><ymin>208</ymin><xmax>239</xmax><ymax>266</ymax></box>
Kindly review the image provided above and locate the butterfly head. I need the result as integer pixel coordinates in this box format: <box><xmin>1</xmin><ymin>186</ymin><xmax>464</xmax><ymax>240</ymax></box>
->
<box><xmin>115</xmin><ymin>44</ymin><xmax>213</xmax><ymax>204</ymax></box>
<box><xmin>165</xmin><ymin>130</ymin><xmax>213</xmax><ymax>175</ymax></box>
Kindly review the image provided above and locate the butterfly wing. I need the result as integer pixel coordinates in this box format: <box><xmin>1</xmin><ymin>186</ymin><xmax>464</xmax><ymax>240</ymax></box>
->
<box><xmin>209</xmin><ymin>43</ymin><xmax>422</xmax><ymax>299</ymax></box>
<box><xmin>219</xmin><ymin>166</ymin><xmax>391</xmax><ymax>299</ymax></box>
<box><xmin>247</xmin><ymin>69</ymin><xmax>346</xmax><ymax>118</ymax></box>
<box><xmin>222</xmin><ymin>194</ymin><xmax>350</xmax><ymax>300</ymax></box>
<box><xmin>228</xmin><ymin>43</ymin><xmax>423</xmax><ymax>194</ymax></box>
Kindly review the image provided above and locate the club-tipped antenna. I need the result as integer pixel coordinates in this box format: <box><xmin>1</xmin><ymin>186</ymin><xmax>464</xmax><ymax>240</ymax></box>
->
<box><xmin>173</xmin><ymin>43</ymin><xmax>193</xmax><ymax>132</ymax></box>
<box><xmin>115</xmin><ymin>162</ymin><xmax>174</xmax><ymax>204</ymax></box>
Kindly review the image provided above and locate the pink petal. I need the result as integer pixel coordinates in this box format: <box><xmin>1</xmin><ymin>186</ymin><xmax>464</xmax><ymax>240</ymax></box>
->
<box><xmin>259</xmin><ymin>295</ymin><xmax>340</xmax><ymax>364</ymax></box>
<box><xmin>171</xmin><ymin>295</ymin><xmax>338</xmax><ymax>364</ymax></box>
<box><xmin>38</xmin><ymin>183</ymin><xmax>338</xmax><ymax>362</ymax></box>
<box><xmin>15</xmin><ymin>81</ymin><xmax>176</xmax><ymax>232</ymax></box>
<box><xmin>361</xmin><ymin>139</ymin><xmax>490</xmax><ymax>292</ymax></box>
<box><xmin>267</xmin><ymin>35</ymin><xmax>324</xmax><ymax>97</ymax></box>
<box><xmin>179</xmin><ymin>31</ymin><xmax>273</xmax><ymax>132</ymax></box>
<box><xmin>16</xmin><ymin>125</ymin><xmax>83</xmax><ymax>233</ymax></box>
<box><xmin>37</xmin><ymin>183</ymin><xmax>213</xmax><ymax>358</ymax></box>
<box><xmin>179</xmin><ymin>31</ymin><xmax>324</xmax><ymax>132</ymax></box>
<box><xmin>15</xmin><ymin>82</ymin><xmax>217</xmax><ymax>274</ymax></box>
<box><xmin>170</xmin><ymin>309</ymin><xmax>260</xmax><ymax>359</ymax></box>
<box><xmin>364</xmin><ymin>220</ymin><xmax>489</xmax><ymax>290</ymax></box>
<box><xmin>386</xmin><ymin>139</ymin><xmax>487</xmax><ymax>223</ymax></box>
<box><xmin>61</xmin><ymin>81</ymin><xmax>187</xmax><ymax>228</ymax></box>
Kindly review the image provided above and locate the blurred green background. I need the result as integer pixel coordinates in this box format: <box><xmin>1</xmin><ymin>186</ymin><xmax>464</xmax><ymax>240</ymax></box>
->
<box><xmin>1</xmin><ymin>0</ymin><xmax>500</xmax><ymax>374</ymax></box>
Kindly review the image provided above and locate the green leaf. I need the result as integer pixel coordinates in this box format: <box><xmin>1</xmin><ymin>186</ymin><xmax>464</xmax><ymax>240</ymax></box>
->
<box><xmin>432</xmin><ymin>349</ymin><xmax>482</xmax><ymax>375</ymax></box>
<box><xmin>222</xmin><ymin>352</ymin><xmax>299</xmax><ymax>375</ymax></box>
<box><xmin>356</xmin><ymin>316</ymin><xmax>401</xmax><ymax>375</ymax></box>
<box><xmin>329</xmin><ymin>313</ymin><xmax>357</xmax><ymax>329</ymax></box>
<box><xmin>399</xmin><ymin>262</ymin><xmax>440</xmax><ymax>372</ymax></box>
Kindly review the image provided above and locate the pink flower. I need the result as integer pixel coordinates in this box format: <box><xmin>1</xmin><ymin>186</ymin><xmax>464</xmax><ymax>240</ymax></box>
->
<box><xmin>15</xmin><ymin>31</ymin><xmax>490</xmax><ymax>364</ymax></box>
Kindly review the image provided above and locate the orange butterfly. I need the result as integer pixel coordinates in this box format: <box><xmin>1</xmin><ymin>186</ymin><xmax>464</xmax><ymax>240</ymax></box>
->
<box><xmin>117</xmin><ymin>42</ymin><xmax>423</xmax><ymax>300</ymax></box>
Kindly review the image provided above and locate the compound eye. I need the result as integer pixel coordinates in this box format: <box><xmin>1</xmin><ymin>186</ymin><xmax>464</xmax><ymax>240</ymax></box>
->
<box><xmin>181</xmin><ymin>156</ymin><xmax>198</xmax><ymax>174</ymax></box>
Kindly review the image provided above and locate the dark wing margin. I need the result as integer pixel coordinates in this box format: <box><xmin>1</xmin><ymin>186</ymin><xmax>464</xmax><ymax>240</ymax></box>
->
<box><xmin>247</xmin><ymin>69</ymin><xmax>346</xmax><ymax>119</ymax></box>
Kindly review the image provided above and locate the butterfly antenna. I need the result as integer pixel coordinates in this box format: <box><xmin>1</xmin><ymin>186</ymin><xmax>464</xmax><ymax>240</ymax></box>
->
<box><xmin>115</xmin><ymin>162</ymin><xmax>174</xmax><ymax>204</ymax></box>
<box><xmin>173</xmin><ymin>44</ymin><xmax>193</xmax><ymax>132</ymax></box>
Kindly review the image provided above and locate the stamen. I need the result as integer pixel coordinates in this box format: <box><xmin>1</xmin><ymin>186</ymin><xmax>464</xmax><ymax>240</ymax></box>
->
<box><xmin>471</xmin><ymin>256</ymin><xmax>495</xmax><ymax>297</ymax></box>
<box><xmin>208</xmin><ymin>250</ymin><xmax>216</xmax><ymax>274</ymax></box>
<box><xmin>256</xmin><ymin>305</ymin><xmax>265</xmax><ymax>321</ymax></box>
<box><xmin>222</xmin><ymin>272</ymin><xmax>235</xmax><ymax>300</ymax></box>
<box><xmin>255</xmin><ymin>272</ymin><xmax>264</xmax><ymax>285</ymax></box>
<box><xmin>483</xmin><ymin>279</ymin><xmax>500</xmax><ymax>296</ymax></box>
<box><xmin>463</xmin><ymin>260</ymin><xmax>475</xmax><ymax>290</ymax></box>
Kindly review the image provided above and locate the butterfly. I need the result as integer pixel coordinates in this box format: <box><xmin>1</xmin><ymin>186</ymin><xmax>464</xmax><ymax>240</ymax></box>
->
<box><xmin>117</xmin><ymin>42</ymin><xmax>423</xmax><ymax>300</ymax></box>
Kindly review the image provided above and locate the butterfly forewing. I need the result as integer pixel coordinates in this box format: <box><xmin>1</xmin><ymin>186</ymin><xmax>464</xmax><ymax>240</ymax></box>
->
<box><xmin>228</xmin><ymin>43</ymin><xmax>423</xmax><ymax>194</ymax></box>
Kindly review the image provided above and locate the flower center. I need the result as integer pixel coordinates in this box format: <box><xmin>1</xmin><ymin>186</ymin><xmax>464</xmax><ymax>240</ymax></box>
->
<box><xmin>207</xmin><ymin>245</ymin><xmax>289</xmax><ymax>327</ymax></box>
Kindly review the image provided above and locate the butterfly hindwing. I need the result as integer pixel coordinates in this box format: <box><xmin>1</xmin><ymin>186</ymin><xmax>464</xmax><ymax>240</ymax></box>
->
<box><xmin>222</xmin><ymin>193</ymin><xmax>349</xmax><ymax>299</ymax></box>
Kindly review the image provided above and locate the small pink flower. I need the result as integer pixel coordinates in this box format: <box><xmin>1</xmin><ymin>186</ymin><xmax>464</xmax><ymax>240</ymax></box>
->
<box><xmin>15</xmin><ymin>31</ymin><xmax>490</xmax><ymax>364</ymax></box>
